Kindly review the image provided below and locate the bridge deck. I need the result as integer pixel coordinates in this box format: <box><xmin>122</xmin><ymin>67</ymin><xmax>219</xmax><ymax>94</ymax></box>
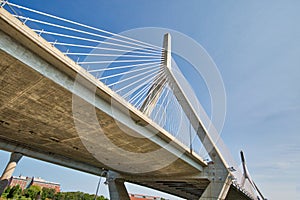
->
<box><xmin>0</xmin><ymin>7</ymin><xmax>254</xmax><ymax>199</ymax></box>
<box><xmin>0</xmin><ymin>6</ymin><xmax>213</xmax><ymax>199</ymax></box>
<box><xmin>0</xmin><ymin>5</ymin><xmax>207</xmax><ymax>173</ymax></box>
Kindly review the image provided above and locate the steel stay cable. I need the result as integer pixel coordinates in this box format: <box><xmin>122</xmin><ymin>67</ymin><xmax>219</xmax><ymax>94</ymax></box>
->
<box><xmin>63</xmin><ymin>52</ymin><xmax>161</xmax><ymax>59</ymax></box>
<box><xmin>133</xmin><ymin>74</ymin><xmax>166</xmax><ymax>108</ymax></box>
<box><xmin>122</xmin><ymin>70</ymin><xmax>164</xmax><ymax>101</ymax></box>
<box><xmin>125</xmin><ymin>72</ymin><xmax>163</xmax><ymax>103</ymax></box>
<box><xmin>139</xmin><ymin>78</ymin><xmax>168</xmax><ymax>112</ymax></box>
<box><xmin>107</xmin><ymin>66</ymin><xmax>160</xmax><ymax>87</ymax></box>
<box><xmin>78</xmin><ymin>59</ymin><xmax>162</xmax><ymax>65</ymax></box>
<box><xmin>153</xmin><ymin>87</ymin><xmax>171</xmax><ymax>121</ymax></box>
<box><xmin>31</xmin><ymin>28</ymin><xmax>162</xmax><ymax>54</ymax></box>
<box><xmin>136</xmin><ymin>73</ymin><xmax>167</xmax><ymax>110</ymax></box>
<box><xmin>49</xmin><ymin>42</ymin><xmax>162</xmax><ymax>56</ymax></box>
<box><xmin>87</xmin><ymin>61</ymin><xmax>161</xmax><ymax>73</ymax></box>
<box><xmin>12</xmin><ymin>14</ymin><xmax>162</xmax><ymax>52</ymax></box>
<box><xmin>98</xmin><ymin>63</ymin><xmax>161</xmax><ymax>81</ymax></box>
<box><xmin>115</xmin><ymin>70</ymin><xmax>163</xmax><ymax>96</ymax></box>
<box><xmin>123</xmin><ymin>73</ymin><xmax>161</xmax><ymax>101</ymax></box>
<box><xmin>7</xmin><ymin>2</ymin><xmax>164</xmax><ymax>51</ymax></box>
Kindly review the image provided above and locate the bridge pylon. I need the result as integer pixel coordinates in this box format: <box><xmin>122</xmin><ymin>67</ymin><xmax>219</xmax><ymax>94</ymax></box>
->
<box><xmin>139</xmin><ymin>33</ymin><xmax>171</xmax><ymax>116</ymax></box>
<box><xmin>147</xmin><ymin>33</ymin><xmax>233</xmax><ymax>199</ymax></box>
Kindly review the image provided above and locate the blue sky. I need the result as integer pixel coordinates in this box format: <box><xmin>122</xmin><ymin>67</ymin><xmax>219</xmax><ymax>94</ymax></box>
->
<box><xmin>1</xmin><ymin>0</ymin><xmax>300</xmax><ymax>199</ymax></box>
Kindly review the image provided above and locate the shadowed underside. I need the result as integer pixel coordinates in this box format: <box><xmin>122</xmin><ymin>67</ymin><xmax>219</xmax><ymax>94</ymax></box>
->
<box><xmin>0</xmin><ymin>38</ymin><xmax>210</xmax><ymax>199</ymax></box>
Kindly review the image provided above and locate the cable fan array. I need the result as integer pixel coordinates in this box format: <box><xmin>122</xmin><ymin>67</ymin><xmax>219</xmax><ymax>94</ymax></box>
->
<box><xmin>3</xmin><ymin>1</ymin><xmax>210</xmax><ymax>159</ymax></box>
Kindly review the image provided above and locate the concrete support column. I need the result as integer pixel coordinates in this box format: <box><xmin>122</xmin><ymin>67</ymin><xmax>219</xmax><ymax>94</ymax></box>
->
<box><xmin>199</xmin><ymin>149</ymin><xmax>231</xmax><ymax>200</ymax></box>
<box><xmin>199</xmin><ymin>176</ymin><xmax>231</xmax><ymax>200</ymax></box>
<box><xmin>0</xmin><ymin>152</ymin><xmax>23</xmax><ymax>195</ymax></box>
<box><xmin>107</xmin><ymin>172</ymin><xmax>130</xmax><ymax>200</ymax></box>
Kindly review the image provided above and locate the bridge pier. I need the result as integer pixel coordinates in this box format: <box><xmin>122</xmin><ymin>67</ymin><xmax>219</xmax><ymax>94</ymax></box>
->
<box><xmin>199</xmin><ymin>150</ymin><xmax>231</xmax><ymax>200</ymax></box>
<box><xmin>0</xmin><ymin>152</ymin><xmax>23</xmax><ymax>195</ymax></box>
<box><xmin>199</xmin><ymin>176</ymin><xmax>231</xmax><ymax>200</ymax></box>
<box><xmin>107</xmin><ymin>172</ymin><xmax>130</xmax><ymax>200</ymax></box>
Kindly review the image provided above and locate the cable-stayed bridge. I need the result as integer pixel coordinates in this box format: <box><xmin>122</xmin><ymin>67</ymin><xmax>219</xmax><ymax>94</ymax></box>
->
<box><xmin>0</xmin><ymin>1</ymin><xmax>266</xmax><ymax>199</ymax></box>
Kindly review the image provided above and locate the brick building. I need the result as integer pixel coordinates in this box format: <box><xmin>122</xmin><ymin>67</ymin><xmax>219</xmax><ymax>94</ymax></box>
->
<box><xmin>8</xmin><ymin>176</ymin><xmax>60</xmax><ymax>193</ymax></box>
<box><xmin>129</xmin><ymin>193</ymin><xmax>165</xmax><ymax>200</ymax></box>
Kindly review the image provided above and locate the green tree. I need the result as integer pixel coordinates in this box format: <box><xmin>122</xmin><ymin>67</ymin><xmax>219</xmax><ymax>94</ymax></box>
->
<box><xmin>1</xmin><ymin>186</ymin><xmax>11</xmax><ymax>198</ymax></box>
<box><xmin>96</xmin><ymin>195</ymin><xmax>108</xmax><ymax>200</ymax></box>
<box><xmin>7</xmin><ymin>185</ymin><xmax>22</xmax><ymax>198</ymax></box>
<box><xmin>52</xmin><ymin>191</ymin><xmax>108</xmax><ymax>200</ymax></box>
<box><xmin>41</xmin><ymin>188</ymin><xmax>55</xmax><ymax>200</ymax></box>
<box><xmin>3</xmin><ymin>186</ymin><xmax>11</xmax><ymax>194</ymax></box>
<box><xmin>23</xmin><ymin>185</ymin><xmax>42</xmax><ymax>199</ymax></box>
<box><xmin>53</xmin><ymin>192</ymin><xmax>65</xmax><ymax>200</ymax></box>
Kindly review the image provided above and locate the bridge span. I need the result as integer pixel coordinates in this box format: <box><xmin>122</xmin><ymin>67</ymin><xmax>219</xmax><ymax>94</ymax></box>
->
<box><xmin>0</xmin><ymin>3</ymin><xmax>264</xmax><ymax>200</ymax></box>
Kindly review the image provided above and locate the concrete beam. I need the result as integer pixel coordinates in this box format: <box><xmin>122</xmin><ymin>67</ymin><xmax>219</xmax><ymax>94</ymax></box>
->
<box><xmin>0</xmin><ymin>152</ymin><xmax>23</xmax><ymax>195</ymax></box>
<box><xmin>0</xmin><ymin>141</ymin><xmax>106</xmax><ymax>177</ymax></box>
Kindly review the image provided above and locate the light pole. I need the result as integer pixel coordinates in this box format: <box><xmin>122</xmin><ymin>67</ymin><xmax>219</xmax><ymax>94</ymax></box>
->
<box><xmin>94</xmin><ymin>170</ymin><xmax>107</xmax><ymax>200</ymax></box>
